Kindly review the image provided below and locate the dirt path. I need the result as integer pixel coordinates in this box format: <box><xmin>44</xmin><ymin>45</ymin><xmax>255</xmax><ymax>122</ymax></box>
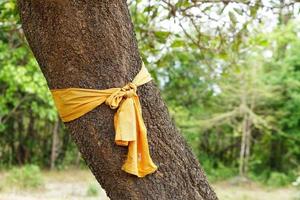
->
<box><xmin>0</xmin><ymin>170</ymin><xmax>299</xmax><ymax>200</ymax></box>
<box><xmin>0</xmin><ymin>169</ymin><xmax>109</xmax><ymax>200</ymax></box>
<box><xmin>214</xmin><ymin>180</ymin><xmax>299</xmax><ymax>200</ymax></box>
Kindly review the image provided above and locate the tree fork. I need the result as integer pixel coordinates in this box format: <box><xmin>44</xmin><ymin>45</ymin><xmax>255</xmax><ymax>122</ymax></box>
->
<box><xmin>17</xmin><ymin>1</ymin><xmax>218</xmax><ymax>199</ymax></box>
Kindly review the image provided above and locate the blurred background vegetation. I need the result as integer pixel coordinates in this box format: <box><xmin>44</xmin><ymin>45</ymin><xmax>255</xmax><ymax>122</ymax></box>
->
<box><xmin>1</xmin><ymin>0</ymin><xmax>300</xmax><ymax>196</ymax></box>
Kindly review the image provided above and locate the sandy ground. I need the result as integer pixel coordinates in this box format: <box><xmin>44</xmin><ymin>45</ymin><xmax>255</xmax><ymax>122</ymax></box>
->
<box><xmin>215</xmin><ymin>180</ymin><xmax>299</xmax><ymax>200</ymax></box>
<box><xmin>0</xmin><ymin>169</ymin><xmax>299</xmax><ymax>200</ymax></box>
<box><xmin>0</xmin><ymin>169</ymin><xmax>109</xmax><ymax>200</ymax></box>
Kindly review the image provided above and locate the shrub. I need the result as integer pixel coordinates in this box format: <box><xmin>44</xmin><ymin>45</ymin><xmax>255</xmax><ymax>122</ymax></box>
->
<box><xmin>86</xmin><ymin>183</ymin><xmax>99</xmax><ymax>197</ymax></box>
<box><xmin>266</xmin><ymin>172</ymin><xmax>291</xmax><ymax>187</ymax></box>
<box><xmin>200</xmin><ymin>158</ymin><xmax>237</xmax><ymax>182</ymax></box>
<box><xmin>6</xmin><ymin>164</ymin><xmax>44</xmax><ymax>189</ymax></box>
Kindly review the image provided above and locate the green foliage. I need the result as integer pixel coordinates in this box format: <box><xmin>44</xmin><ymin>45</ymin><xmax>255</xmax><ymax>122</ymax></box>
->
<box><xmin>266</xmin><ymin>172</ymin><xmax>293</xmax><ymax>188</ymax></box>
<box><xmin>86</xmin><ymin>183</ymin><xmax>99</xmax><ymax>197</ymax></box>
<box><xmin>201</xmin><ymin>158</ymin><xmax>238</xmax><ymax>182</ymax></box>
<box><xmin>6</xmin><ymin>165</ymin><xmax>44</xmax><ymax>189</ymax></box>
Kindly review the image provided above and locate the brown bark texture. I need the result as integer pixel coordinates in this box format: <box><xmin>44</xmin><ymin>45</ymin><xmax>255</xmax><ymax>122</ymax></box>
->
<box><xmin>17</xmin><ymin>1</ymin><xmax>218</xmax><ymax>200</ymax></box>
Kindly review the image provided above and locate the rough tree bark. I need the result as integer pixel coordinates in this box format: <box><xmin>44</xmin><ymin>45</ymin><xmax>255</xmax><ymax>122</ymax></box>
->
<box><xmin>17</xmin><ymin>1</ymin><xmax>218</xmax><ymax>199</ymax></box>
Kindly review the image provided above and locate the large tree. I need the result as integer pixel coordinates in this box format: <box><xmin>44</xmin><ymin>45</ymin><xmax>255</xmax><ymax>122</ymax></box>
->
<box><xmin>17</xmin><ymin>1</ymin><xmax>217</xmax><ymax>199</ymax></box>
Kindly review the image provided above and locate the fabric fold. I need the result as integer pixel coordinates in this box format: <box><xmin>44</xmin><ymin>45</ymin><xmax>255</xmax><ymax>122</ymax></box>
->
<box><xmin>50</xmin><ymin>63</ymin><xmax>157</xmax><ymax>177</ymax></box>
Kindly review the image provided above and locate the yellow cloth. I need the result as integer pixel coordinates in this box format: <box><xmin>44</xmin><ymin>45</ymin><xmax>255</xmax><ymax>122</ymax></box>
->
<box><xmin>50</xmin><ymin>63</ymin><xmax>157</xmax><ymax>177</ymax></box>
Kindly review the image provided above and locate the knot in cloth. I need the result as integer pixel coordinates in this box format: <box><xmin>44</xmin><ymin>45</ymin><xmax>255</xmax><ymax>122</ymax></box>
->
<box><xmin>122</xmin><ymin>82</ymin><xmax>137</xmax><ymax>98</ymax></box>
<box><xmin>105</xmin><ymin>82</ymin><xmax>137</xmax><ymax>109</ymax></box>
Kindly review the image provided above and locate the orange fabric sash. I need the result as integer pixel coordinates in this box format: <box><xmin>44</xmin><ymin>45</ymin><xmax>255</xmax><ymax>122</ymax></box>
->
<box><xmin>50</xmin><ymin>64</ymin><xmax>157</xmax><ymax>177</ymax></box>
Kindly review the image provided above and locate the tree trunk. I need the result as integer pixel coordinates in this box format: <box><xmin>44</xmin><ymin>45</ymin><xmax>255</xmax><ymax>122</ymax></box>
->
<box><xmin>239</xmin><ymin>114</ymin><xmax>251</xmax><ymax>177</ymax></box>
<box><xmin>50</xmin><ymin>119</ymin><xmax>59</xmax><ymax>170</ymax></box>
<box><xmin>17</xmin><ymin>1</ymin><xmax>218</xmax><ymax>199</ymax></box>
